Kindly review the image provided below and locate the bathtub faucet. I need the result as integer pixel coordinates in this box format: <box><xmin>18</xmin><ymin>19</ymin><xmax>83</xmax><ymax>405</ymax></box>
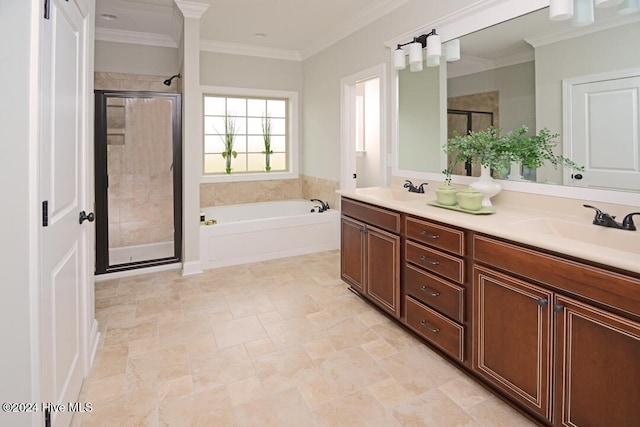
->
<box><xmin>310</xmin><ymin>199</ymin><xmax>330</xmax><ymax>212</ymax></box>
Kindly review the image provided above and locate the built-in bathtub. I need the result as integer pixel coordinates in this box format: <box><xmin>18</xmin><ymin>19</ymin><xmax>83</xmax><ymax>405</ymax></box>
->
<box><xmin>199</xmin><ymin>199</ymin><xmax>340</xmax><ymax>269</ymax></box>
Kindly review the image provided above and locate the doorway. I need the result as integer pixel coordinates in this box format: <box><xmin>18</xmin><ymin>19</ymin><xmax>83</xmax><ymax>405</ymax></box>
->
<box><xmin>94</xmin><ymin>91</ymin><xmax>182</xmax><ymax>274</ymax></box>
<box><xmin>341</xmin><ymin>64</ymin><xmax>387</xmax><ymax>190</ymax></box>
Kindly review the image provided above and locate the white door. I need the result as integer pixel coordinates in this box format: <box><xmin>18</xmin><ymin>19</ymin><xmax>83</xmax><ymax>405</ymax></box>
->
<box><xmin>565</xmin><ymin>73</ymin><xmax>640</xmax><ymax>192</ymax></box>
<box><xmin>39</xmin><ymin>0</ymin><xmax>93</xmax><ymax>425</ymax></box>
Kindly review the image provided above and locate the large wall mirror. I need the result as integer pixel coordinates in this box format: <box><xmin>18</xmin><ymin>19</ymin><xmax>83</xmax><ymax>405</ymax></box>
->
<box><xmin>395</xmin><ymin>3</ymin><xmax>640</xmax><ymax>204</ymax></box>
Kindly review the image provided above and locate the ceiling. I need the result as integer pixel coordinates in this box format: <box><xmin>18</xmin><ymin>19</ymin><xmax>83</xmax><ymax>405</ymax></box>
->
<box><xmin>95</xmin><ymin>0</ymin><xmax>411</xmax><ymax>60</ymax></box>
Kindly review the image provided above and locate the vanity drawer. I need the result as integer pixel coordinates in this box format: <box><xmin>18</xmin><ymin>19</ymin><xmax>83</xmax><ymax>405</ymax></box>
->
<box><xmin>404</xmin><ymin>263</ymin><xmax>464</xmax><ymax>323</ymax></box>
<box><xmin>473</xmin><ymin>235</ymin><xmax>640</xmax><ymax>319</ymax></box>
<box><xmin>405</xmin><ymin>216</ymin><xmax>465</xmax><ymax>255</ymax></box>
<box><xmin>341</xmin><ymin>198</ymin><xmax>400</xmax><ymax>233</ymax></box>
<box><xmin>405</xmin><ymin>296</ymin><xmax>464</xmax><ymax>362</ymax></box>
<box><xmin>405</xmin><ymin>240</ymin><xmax>465</xmax><ymax>284</ymax></box>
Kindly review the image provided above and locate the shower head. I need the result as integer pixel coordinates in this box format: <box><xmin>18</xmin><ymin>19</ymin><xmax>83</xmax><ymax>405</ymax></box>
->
<box><xmin>163</xmin><ymin>73</ymin><xmax>181</xmax><ymax>86</ymax></box>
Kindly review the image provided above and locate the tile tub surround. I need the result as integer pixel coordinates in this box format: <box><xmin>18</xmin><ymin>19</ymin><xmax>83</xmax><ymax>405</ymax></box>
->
<box><xmin>200</xmin><ymin>175</ymin><xmax>339</xmax><ymax>211</ymax></box>
<box><xmin>73</xmin><ymin>251</ymin><xmax>535</xmax><ymax>426</ymax></box>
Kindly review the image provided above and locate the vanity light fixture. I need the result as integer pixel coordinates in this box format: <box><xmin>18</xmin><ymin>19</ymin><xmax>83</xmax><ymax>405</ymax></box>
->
<box><xmin>618</xmin><ymin>0</ymin><xmax>640</xmax><ymax>14</ymax></box>
<box><xmin>573</xmin><ymin>0</ymin><xmax>595</xmax><ymax>26</ymax></box>
<box><xmin>393</xmin><ymin>29</ymin><xmax>443</xmax><ymax>72</ymax></box>
<box><xmin>444</xmin><ymin>39</ymin><xmax>461</xmax><ymax>62</ymax></box>
<box><xmin>550</xmin><ymin>0</ymin><xmax>637</xmax><ymax>23</ymax></box>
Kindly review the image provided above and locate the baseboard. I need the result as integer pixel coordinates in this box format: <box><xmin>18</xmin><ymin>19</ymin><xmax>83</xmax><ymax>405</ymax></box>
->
<box><xmin>181</xmin><ymin>260</ymin><xmax>203</xmax><ymax>276</ymax></box>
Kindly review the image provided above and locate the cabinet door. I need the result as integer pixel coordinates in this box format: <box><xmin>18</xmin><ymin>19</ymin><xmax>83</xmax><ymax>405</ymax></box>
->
<box><xmin>474</xmin><ymin>266</ymin><xmax>553</xmax><ymax>421</ymax></box>
<box><xmin>341</xmin><ymin>216</ymin><xmax>366</xmax><ymax>292</ymax></box>
<box><xmin>366</xmin><ymin>226</ymin><xmax>401</xmax><ymax>318</ymax></box>
<box><xmin>554</xmin><ymin>295</ymin><xmax>640</xmax><ymax>427</ymax></box>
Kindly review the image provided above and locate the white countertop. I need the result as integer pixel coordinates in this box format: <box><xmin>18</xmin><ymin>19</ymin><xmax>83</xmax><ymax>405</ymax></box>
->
<box><xmin>338</xmin><ymin>186</ymin><xmax>640</xmax><ymax>275</ymax></box>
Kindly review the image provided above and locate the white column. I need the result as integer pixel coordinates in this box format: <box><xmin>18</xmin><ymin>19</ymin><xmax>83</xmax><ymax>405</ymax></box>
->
<box><xmin>175</xmin><ymin>0</ymin><xmax>209</xmax><ymax>275</ymax></box>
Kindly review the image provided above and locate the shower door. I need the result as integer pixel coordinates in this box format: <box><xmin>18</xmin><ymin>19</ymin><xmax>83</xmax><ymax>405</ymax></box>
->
<box><xmin>94</xmin><ymin>91</ymin><xmax>182</xmax><ymax>274</ymax></box>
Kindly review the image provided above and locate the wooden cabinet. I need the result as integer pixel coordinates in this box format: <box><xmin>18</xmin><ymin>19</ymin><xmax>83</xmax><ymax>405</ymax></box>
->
<box><xmin>341</xmin><ymin>198</ymin><xmax>401</xmax><ymax>318</ymax></box>
<box><xmin>473</xmin><ymin>234</ymin><xmax>640</xmax><ymax>426</ymax></box>
<box><xmin>554</xmin><ymin>295</ymin><xmax>640</xmax><ymax>427</ymax></box>
<box><xmin>403</xmin><ymin>216</ymin><xmax>467</xmax><ymax>362</ymax></box>
<box><xmin>338</xmin><ymin>195</ymin><xmax>640</xmax><ymax>426</ymax></box>
<box><xmin>473</xmin><ymin>265</ymin><xmax>553</xmax><ymax>420</ymax></box>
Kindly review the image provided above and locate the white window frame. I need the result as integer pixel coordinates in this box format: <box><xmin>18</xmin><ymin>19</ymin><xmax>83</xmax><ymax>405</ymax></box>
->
<box><xmin>200</xmin><ymin>86</ymin><xmax>299</xmax><ymax>183</ymax></box>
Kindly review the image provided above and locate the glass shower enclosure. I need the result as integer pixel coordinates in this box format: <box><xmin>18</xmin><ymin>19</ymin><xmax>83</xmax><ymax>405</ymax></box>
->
<box><xmin>94</xmin><ymin>91</ymin><xmax>182</xmax><ymax>274</ymax></box>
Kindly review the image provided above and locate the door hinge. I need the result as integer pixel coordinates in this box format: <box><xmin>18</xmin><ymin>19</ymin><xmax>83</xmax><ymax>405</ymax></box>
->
<box><xmin>45</xmin><ymin>407</ymin><xmax>51</xmax><ymax>427</ymax></box>
<box><xmin>44</xmin><ymin>0</ymin><xmax>50</xmax><ymax>19</ymax></box>
<box><xmin>42</xmin><ymin>200</ymin><xmax>49</xmax><ymax>227</ymax></box>
<box><xmin>353</xmin><ymin>173</ymin><xmax>357</xmax><ymax>179</ymax></box>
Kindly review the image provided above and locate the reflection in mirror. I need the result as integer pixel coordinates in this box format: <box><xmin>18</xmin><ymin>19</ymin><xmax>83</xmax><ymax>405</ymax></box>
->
<box><xmin>396</xmin><ymin>7</ymin><xmax>640</xmax><ymax>193</ymax></box>
<box><xmin>397</xmin><ymin>65</ymin><xmax>441</xmax><ymax>173</ymax></box>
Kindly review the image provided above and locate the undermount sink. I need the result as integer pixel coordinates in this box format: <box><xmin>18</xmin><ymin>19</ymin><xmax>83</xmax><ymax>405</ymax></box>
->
<box><xmin>508</xmin><ymin>217</ymin><xmax>640</xmax><ymax>253</ymax></box>
<box><xmin>355</xmin><ymin>187</ymin><xmax>428</xmax><ymax>202</ymax></box>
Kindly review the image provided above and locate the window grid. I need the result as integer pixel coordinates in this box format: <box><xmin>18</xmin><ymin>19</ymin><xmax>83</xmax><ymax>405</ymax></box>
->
<box><xmin>203</xmin><ymin>95</ymin><xmax>289</xmax><ymax>175</ymax></box>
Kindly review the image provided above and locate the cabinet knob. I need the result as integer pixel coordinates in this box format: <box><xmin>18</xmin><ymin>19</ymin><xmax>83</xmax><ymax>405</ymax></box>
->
<box><xmin>553</xmin><ymin>304</ymin><xmax>564</xmax><ymax>313</ymax></box>
<box><xmin>537</xmin><ymin>298</ymin><xmax>548</xmax><ymax>308</ymax></box>
<box><xmin>420</xmin><ymin>230</ymin><xmax>440</xmax><ymax>239</ymax></box>
<box><xmin>420</xmin><ymin>320</ymin><xmax>440</xmax><ymax>333</ymax></box>
<box><xmin>420</xmin><ymin>256</ymin><xmax>440</xmax><ymax>266</ymax></box>
<box><xmin>420</xmin><ymin>286</ymin><xmax>440</xmax><ymax>297</ymax></box>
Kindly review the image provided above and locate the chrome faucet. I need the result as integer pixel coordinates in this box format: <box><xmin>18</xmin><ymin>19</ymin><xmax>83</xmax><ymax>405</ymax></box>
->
<box><xmin>583</xmin><ymin>204</ymin><xmax>640</xmax><ymax>231</ymax></box>
<box><xmin>404</xmin><ymin>180</ymin><xmax>427</xmax><ymax>193</ymax></box>
<box><xmin>310</xmin><ymin>199</ymin><xmax>330</xmax><ymax>212</ymax></box>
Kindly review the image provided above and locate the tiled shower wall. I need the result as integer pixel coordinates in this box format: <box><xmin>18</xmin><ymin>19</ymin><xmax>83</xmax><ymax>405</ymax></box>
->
<box><xmin>96</xmin><ymin>72</ymin><xmax>178</xmax><ymax>249</ymax></box>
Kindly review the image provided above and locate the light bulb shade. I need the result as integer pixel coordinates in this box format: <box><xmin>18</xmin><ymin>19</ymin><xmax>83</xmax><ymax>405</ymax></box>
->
<box><xmin>573</xmin><ymin>0</ymin><xmax>594</xmax><ymax>26</ymax></box>
<box><xmin>444</xmin><ymin>39</ymin><xmax>460</xmax><ymax>62</ymax></box>
<box><xmin>618</xmin><ymin>0</ymin><xmax>640</xmax><ymax>13</ymax></box>
<box><xmin>408</xmin><ymin>41</ymin><xmax>423</xmax><ymax>66</ymax></box>
<box><xmin>426</xmin><ymin>34</ymin><xmax>442</xmax><ymax>60</ymax></box>
<box><xmin>410</xmin><ymin>61</ymin><xmax>423</xmax><ymax>72</ymax></box>
<box><xmin>393</xmin><ymin>47</ymin><xmax>406</xmax><ymax>70</ymax></box>
<box><xmin>426</xmin><ymin>55</ymin><xmax>440</xmax><ymax>67</ymax></box>
<box><xmin>596</xmin><ymin>0</ymin><xmax>623</xmax><ymax>7</ymax></box>
<box><xmin>549</xmin><ymin>0</ymin><xmax>573</xmax><ymax>20</ymax></box>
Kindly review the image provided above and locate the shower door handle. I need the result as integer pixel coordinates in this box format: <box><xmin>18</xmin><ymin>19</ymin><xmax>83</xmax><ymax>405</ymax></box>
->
<box><xmin>79</xmin><ymin>210</ymin><xmax>95</xmax><ymax>224</ymax></box>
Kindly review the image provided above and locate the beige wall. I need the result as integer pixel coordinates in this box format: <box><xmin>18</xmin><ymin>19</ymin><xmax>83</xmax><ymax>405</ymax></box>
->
<box><xmin>95</xmin><ymin>40</ymin><xmax>180</xmax><ymax>77</ymax></box>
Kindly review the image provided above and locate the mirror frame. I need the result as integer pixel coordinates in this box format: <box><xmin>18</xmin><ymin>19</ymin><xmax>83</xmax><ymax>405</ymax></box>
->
<box><xmin>387</xmin><ymin>0</ymin><xmax>640</xmax><ymax>206</ymax></box>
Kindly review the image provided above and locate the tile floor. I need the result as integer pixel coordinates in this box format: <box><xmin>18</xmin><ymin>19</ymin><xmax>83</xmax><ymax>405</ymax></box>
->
<box><xmin>73</xmin><ymin>250</ymin><xmax>537</xmax><ymax>427</ymax></box>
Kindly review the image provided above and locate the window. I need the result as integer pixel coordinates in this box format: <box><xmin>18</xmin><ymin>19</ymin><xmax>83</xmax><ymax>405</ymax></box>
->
<box><xmin>202</xmin><ymin>88</ymin><xmax>298</xmax><ymax>180</ymax></box>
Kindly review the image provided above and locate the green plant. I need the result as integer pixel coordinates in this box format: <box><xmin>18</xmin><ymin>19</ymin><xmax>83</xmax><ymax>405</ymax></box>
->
<box><xmin>445</xmin><ymin>126</ymin><xmax>512</xmax><ymax>175</ymax></box>
<box><xmin>262</xmin><ymin>114</ymin><xmax>274</xmax><ymax>172</ymax></box>
<box><xmin>220</xmin><ymin>115</ymin><xmax>238</xmax><ymax>174</ymax></box>
<box><xmin>506</xmin><ymin>125</ymin><xmax>584</xmax><ymax>171</ymax></box>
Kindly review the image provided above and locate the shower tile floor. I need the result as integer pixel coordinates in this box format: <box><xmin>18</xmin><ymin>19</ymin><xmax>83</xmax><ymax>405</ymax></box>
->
<box><xmin>73</xmin><ymin>250</ymin><xmax>536</xmax><ymax>427</ymax></box>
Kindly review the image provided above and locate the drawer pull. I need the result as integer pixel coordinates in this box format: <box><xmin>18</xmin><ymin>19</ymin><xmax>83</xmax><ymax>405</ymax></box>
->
<box><xmin>420</xmin><ymin>320</ymin><xmax>440</xmax><ymax>333</ymax></box>
<box><xmin>420</xmin><ymin>255</ymin><xmax>440</xmax><ymax>266</ymax></box>
<box><xmin>420</xmin><ymin>230</ymin><xmax>440</xmax><ymax>239</ymax></box>
<box><xmin>420</xmin><ymin>286</ymin><xmax>440</xmax><ymax>297</ymax></box>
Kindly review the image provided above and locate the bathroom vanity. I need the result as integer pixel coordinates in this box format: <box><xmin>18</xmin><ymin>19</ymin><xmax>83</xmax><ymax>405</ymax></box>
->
<box><xmin>338</xmin><ymin>187</ymin><xmax>640</xmax><ymax>427</ymax></box>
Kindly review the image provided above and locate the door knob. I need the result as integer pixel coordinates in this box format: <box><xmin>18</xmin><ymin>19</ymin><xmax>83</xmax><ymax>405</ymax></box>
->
<box><xmin>79</xmin><ymin>210</ymin><xmax>95</xmax><ymax>224</ymax></box>
<box><xmin>571</xmin><ymin>173</ymin><xmax>583</xmax><ymax>180</ymax></box>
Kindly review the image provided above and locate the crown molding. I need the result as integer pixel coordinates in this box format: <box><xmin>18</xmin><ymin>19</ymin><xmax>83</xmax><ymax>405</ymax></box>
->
<box><xmin>200</xmin><ymin>40</ymin><xmax>302</xmax><ymax>62</ymax></box>
<box><xmin>525</xmin><ymin>12</ymin><xmax>640</xmax><ymax>47</ymax></box>
<box><xmin>95</xmin><ymin>27</ymin><xmax>179</xmax><ymax>48</ymax></box>
<box><xmin>300</xmin><ymin>0</ymin><xmax>411</xmax><ymax>60</ymax></box>
<box><xmin>385</xmin><ymin>0</ymin><xmax>548</xmax><ymax>48</ymax></box>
